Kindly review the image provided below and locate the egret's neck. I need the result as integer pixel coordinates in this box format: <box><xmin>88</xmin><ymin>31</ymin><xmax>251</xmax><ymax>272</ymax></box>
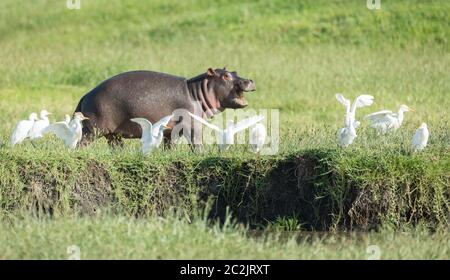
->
<box><xmin>73</xmin><ymin>118</ymin><xmax>83</xmax><ymax>130</ymax></box>
<box><xmin>345</xmin><ymin>115</ymin><xmax>352</xmax><ymax>126</ymax></box>
<box><xmin>349</xmin><ymin>103</ymin><xmax>356</xmax><ymax>116</ymax></box>
<box><xmin>344</xmin><ymin>104</ymin><xmax>354</xmax><ymax>126</ymax></box>
<box><xmin>397</xmin><ymin>109</ymin><xmax>405</xmax><ymax>124</ymax></box>
<box><xmin>154</xmin><ymin>129</ymin><xmax>164</xmax><ymax>142</ymax></box>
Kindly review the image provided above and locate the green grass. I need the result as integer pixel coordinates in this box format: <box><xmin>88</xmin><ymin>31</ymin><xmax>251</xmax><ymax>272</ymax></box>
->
<box><xmin>0</xmin><ymin>213</ymin><xmax>448</xmax><ymax>260</ymax></box>
<box><xmin>0</xmin><ymin>0</ymin><xmax>449</xmax><ymax>259</ymax></box>
<box><xmin>0</xmin><ymin>144</ymin><xmax>448</xmax><ymax>231</ymax></box>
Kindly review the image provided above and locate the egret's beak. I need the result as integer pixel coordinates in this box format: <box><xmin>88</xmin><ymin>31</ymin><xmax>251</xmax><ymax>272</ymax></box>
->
<box><xmin>163</xmin><ymin>125</ymin><xmax>169</xmax><ymax>129</ymax></box>
<box><xmin>409</xmin><ymin>107</ymin><xmax>415</xmax><ymax>112</ymax></box>
<box><xmin>83</xmin><ymin>116</ymin><xmax>90</xmax><ymax>120</ymax></box>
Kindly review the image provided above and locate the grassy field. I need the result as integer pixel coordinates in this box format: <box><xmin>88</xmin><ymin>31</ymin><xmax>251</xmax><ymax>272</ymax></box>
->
<box><xmin>1</xmin><ymin>213</ymin><xmax>448</xmax><ymax>260</ymax></box>
<box><xmin>0</xmin><ymin>0</ymin><xmax>449</xmax><ymax>259</ymax></box>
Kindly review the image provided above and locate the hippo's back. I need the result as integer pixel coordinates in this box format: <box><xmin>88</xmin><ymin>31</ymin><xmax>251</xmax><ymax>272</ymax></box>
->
<box><xmin>77</xmin><ymin>70</ymin><xmax>192</xmax><ymax>136</ymax></box>
<box><xmin>83</xmin><ymin>70</ymin><xmax>188</xmax><ymax>105</ymax></box>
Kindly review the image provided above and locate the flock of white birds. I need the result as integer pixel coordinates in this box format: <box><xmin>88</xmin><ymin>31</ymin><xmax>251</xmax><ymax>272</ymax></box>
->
<box><xmin>335</xmin><ymin>93</ymin><xmax>429</xmax><ymax>151</ymax></box>
<box><xmin>8</xmin><ymin>110</ymin><xmax>267</xmax><ymax>154</ymax></box>
<box><xmin>10</xmin><ymin>111</ymin><xmax>89</xmax><ymax>149</ymax></box>
<box><xmin>130</xmin><ymin>112</ymin><xmax>266</xmax><ymax>154</ymax></box>
<box><xmin>7</xmin><ymin>95</ymin><xmax>429</xmax><ymax>154</ymax></box>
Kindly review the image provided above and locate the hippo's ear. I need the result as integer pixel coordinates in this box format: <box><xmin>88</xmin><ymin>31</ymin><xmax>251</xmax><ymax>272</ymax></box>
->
<box><xmin>223</xmin><ymin>66</ymin><xmax>227</xmax><ymax>71</ymax></box>
<box><xmin>207</xmin><ymin>68</ymin><xmax>218</xmax><ymax>77</ymax></box>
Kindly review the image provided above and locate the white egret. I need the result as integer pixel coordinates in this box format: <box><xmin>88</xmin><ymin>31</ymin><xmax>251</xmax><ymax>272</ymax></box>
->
<box><xmin>365</xmin><ymin>105</ymin><xmax>414</xmax><ymax>134</ymax></box>
<box><xmin>10</xmin><ymin>113</ymin><xmax>38</xmax><ymax>146</ymax></box>
<box><xmin>28</xmin><ymin>110</ymin><xmax>51</xmax><ymax>140</ymax></box>
<box><xmin>412</xmin><ymin>123</ymin><xmax>429</xmax><ymax>152</ymax></box>
<box><xmin>336</xmin><ymin>93</ymin><xmax>374</xmax><ymax>126</ymax></box>
<box><xmin>249</xmin><ymin>123</ymin><xmax>267</xmax><ymax>153</ymax></box>
<box><xmin>188</xmin><ymin>112</ymin><xmax>264</xmax><ymax>150</ymax></box>
<box><xmin>337</xmin><ymin>121</ymin><xmax>360</xmax><ymax>147</ymax></box>
<box><xmin>43</xmin><ymin>112</ymin><xmax>89</xmax><ymax>149</ymax></box>
<box><xmin>130</xmin><ymin>115</ymin><xmax>172</xmax><ymax>154</ymax></box>
<box><xmin>335</xmin><ymin>94</ymin><xmax>373</xmax><ymax>147</ymax></box>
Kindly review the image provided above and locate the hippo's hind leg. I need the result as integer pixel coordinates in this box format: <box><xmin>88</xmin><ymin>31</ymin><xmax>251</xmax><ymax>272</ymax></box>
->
<box><xmin>163</xmin><ymin>137</ymin><xmax>172</xmax><ymax>150</ymax></box>
<box><xmin>78</xmin><ymin>117</ymin><xmax>106</xmax><ymax>147</ymax></box>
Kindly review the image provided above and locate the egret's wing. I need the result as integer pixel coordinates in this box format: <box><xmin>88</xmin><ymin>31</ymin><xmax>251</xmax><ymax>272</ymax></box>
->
<box><xmin>10</xmin><ymin>120</ymin><xmax>33</xmax><ymax>144</ymax></box>
<box><xmin>131</xmin><ymin>118</ymin><xmax>153</xmax><ymax>135</ymax></box>
<box><xmin>43</xmin><ymin>122</ymin><xmax>72</xmax><ymax>140</ymax></box>
<box><xmin>423</xmin><ymin>126</ymin><xmax>430</xmax><ymax>138</ymax></box>
<box><xmin>28</xmin><ymin>122</ymin><xmax>39</xmax><ymax>137</ymax></box>
<box><xmin>151</xmin><ymin>115</ymin><xmax>172</xmax><ymax>137</ymax></box>
<box><xmin>365</xmin><ymin>110</ymin><xmax>393</xmax><ymax>122</ymax></box>
<box><xmin>29</xmin><ymin>120</ymin><xmax>49</xmax><ymax>138</ymax></box>
<box><xmin>384</xmin><ymin>115</ymin><xmax>398</xmax><ymax>128</ymax></box>
<box><xmin>233</xmin><ymin>115</ymin><xmax>264</xmax><ymax>134</ymax></box>
<box><xmin>335</xmin><ymin>94</ymin><xmax>350</xmax><ymax>106</ymax></box>
<box><xmin>353</xmin><ymin>95</ymin><xmax>374</xmax><ymax>109</ymax></box>
<box><xmin>412</xmin><ymin>128</ymin><xmax>422</xmax><ymax>147</ymax></box>
<box><xmin>187</xmin><ymin>112</ymin><xmax>221</xmax><ymax>131</ymax></box>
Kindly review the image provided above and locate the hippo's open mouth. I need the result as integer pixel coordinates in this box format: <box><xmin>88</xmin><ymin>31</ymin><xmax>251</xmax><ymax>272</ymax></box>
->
<box><xmin>224</xmin><ymin>78</ymin><xmax>255</xmax><ymax>109</ymax></box>
<box><xmin>238</xmin><ymin>81</ymin><xmax>256</xmax><ymax>103</ymax></box>
<box><xmin>232</xmin><ymin>90</ymin><xmax>249</xmax><ymax>108</ymax></box>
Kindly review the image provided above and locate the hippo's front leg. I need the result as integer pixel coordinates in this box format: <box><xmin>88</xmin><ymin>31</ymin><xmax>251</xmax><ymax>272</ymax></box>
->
<box><xmin>170</xmin><ymin>112</ymin><xmax>204</xmax><ymax>153</ymax></box>
<box><xmin>191</xmin><ymin>129</ymin><xmax>205</xmax><ymax>153</ymax></box>
<box><xmin>191</xmin><ymin>118</ymin><xmax>205</xmax><ymax>153</ymax></box>
<box><xmin>105</xmin><ymin>134</ymin><xmax>125</xmax><ymax>149</ymax></box>
<box><xmin>179</xmin><ymin>122</ymin><xmax>204</xmax><ymax>153</ymax></box>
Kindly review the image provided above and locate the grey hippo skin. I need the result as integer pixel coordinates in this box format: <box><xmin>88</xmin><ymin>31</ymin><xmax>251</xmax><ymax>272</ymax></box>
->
<box><xmin>75</xmin><ymin>68</ymin><xmax>256</xmax><ymax>149</ymax></box>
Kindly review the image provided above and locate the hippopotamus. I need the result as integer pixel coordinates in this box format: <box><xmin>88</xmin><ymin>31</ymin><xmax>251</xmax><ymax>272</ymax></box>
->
<box><xmin>74</xmin><ymin>68</ymin><xmax>256</xmax><ymax>148</ymax></box>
